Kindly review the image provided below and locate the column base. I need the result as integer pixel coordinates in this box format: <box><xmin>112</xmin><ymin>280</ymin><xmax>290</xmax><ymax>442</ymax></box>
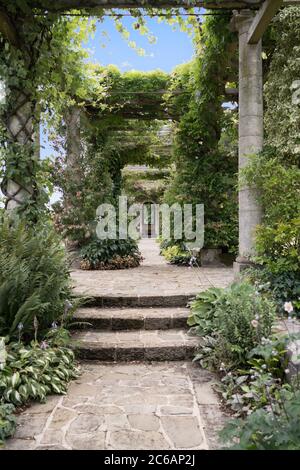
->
<box><xmin>233</xmin><ymin>257</ymin><xmax>256</xmax><ymax>276</ymax></box>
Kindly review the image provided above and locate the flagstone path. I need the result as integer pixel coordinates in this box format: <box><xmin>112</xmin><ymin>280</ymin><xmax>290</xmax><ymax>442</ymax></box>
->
<box><xmin>4</xmin><ymin>239</ymin><xmax>234</xmax><ymax>450</ymax></box>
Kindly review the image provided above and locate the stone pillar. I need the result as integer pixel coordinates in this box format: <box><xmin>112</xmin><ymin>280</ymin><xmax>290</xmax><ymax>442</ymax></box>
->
<box><xmin>4</xmin><ymin>92</ymin><xmax>36</xmax><ymax>210</ymax></box>
<box><xmin>232</xmin><ymin>10</ymin><xmax>263</xmax><ymax>273</ymax></box>
<box><xmin>63</xmin><ymin>105</ymin><xmax>82</xmax><ymax>248</ymax></box>
<box><xmin>65</xmin><ymin>105</ymin><xmax>81</xmax><ymax>177</ymax></box>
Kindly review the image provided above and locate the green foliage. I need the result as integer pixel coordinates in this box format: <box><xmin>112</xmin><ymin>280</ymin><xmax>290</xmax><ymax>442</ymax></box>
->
<box><xmin>159</xmin><ymin>239</ymin><xmax>196</xmax><ymax>266</ymax></box>
<box><xmin>264</xmin><ymin>7</ymin><xmax>300</xmax><ymax>162</ymax></box>
<box><xmin>0</xmin><ymin>403</ymin><xmax>16</xmax><ymax>445</ymax></box>
<box><xmin>220</xmin><ymin>389</ymin><xmax>300</xmax><ymax>450</ymax></box>
<box><xmin>189</xmin><ymin>282</ymin><xmax>276</xmax><ymax>369</ymax></box>
<box><xmin>122</xmin><ymin>169</ymin><xmax>169</xmax><ymax>205</ymax></box>
<box><xmin>80</xmin><ymin>237</ymin><xmax>142</xmax><ymax>270</ymax></box>
<box><xmin>242</xmin><ymin>151</ymin><xmax>300</xmax><ymax>274</ymax></box>
<box><xmin>0</xmin><ymin>217</ymin><xmax>72</xmax><ymax>339</ymax></box>
<box><xmin>0</xmin><ymin>339</ymin><xmax>79</xmax><ymax>406</ymax></box>
<box><xmin>220</xmin><ymin>336</ymin><xmax>290</xmax><ymax>416</ymax></box>
<box><xmin>52</xmin><ymin>129</ymin><xmax>116</xmax><ymax>245</ymax></box>
<box><xmin>188</xmin><ymin>287</ymin><xmax>223</xmax><ymax>335</ymax></box>
<box><xmin>164</xmin><ymin>15</ymin><xmax>238</xmax><ymax>252</ymax></box>
<box><xmin>247</xmin><ymin>268</ymin><xmax>300</xmax><ymax>317</ymax></box>
<box><xmin>161</xmin><ymin>245</ymin><xmax>188</xmax><ymax>263</ymax></box>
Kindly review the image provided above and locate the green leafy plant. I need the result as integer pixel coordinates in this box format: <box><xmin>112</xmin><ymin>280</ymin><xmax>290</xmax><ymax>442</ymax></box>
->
<box><xmin>247</xmin><ymin>268</ymin><xmax>300</xmax><ymax>317</ymax></box>
<box><xmin>80</xmin><ymin>237</ymin><xmax>142</xmax><ymax>270</ymax></box>
<box><xmin>160</xmin><ymin>245</ymin><xmax>190</xmax><ymax>265</ymax></box>
<box><xmin>0</xmin><ymin>217</ymin><xmax>73</xmax><ymax>339</ymax></box>
<box><xmin>188</xmin><ymin>287</ymin><xmax>223</xmax><ymax>335</ymax></box>
<box><xmin>220</xmin><ymin>336</ymin><xmax>291</xmax><ymax>416</ymax></box>
<box><xmin>0</xmin><ymin>403</ymin><xmax>16</xmax><ymax>445</ymax></box>
<box><xmin>220</xmin><ymin>389</ymin><xmax>300</xmax><ymax>450</ymax></box>
<box><xmin>189</xmin><ymin>282</ymin><xmax>276</xmax><ymax>369</ymax></box>
<box><xmin>0</xmin><ymin>339</ymin><xmax>79</xmax><ymax>406</ymax></box>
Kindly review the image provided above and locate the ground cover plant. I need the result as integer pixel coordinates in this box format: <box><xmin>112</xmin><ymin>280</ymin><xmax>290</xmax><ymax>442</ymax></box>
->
<box><xmin>80</xmin><ymin>237</ymin><xmax>142</xmax><ymax>270</ymax></box>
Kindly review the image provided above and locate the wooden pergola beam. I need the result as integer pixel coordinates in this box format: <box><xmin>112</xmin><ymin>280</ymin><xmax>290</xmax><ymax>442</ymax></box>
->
<box><xmin>19</xmin><ymin>0</ymin><xmax>265</xmax><ymax>12</ymax></box>
<box><xmin>248</xmin><ymin>0</ymin><xmax>283</xmax><ymax>44</ymax></box>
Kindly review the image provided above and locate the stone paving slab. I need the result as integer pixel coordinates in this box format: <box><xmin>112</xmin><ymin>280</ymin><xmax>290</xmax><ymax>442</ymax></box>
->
<box><xmin>4</xmin><ymin>362</ymin><xmax>228</xmax><ymax>450</ymax></box>
<box><xmin>71</xmin><ymin>239</ymin><xmax>233</xmax><ymax>300</ymax></box>
<box><xmin>72</xmin><ymin>267</ymin><xmax>233</xmax><ymax>300</ymax></box>
<box><xmin>73</xmin><ymin>329</ymin><xmax>199</xmax><ymax>361</ymax></box>
<box><xmin>74</xmin><ymin>307</ymin><xmax>189</xmax><ymax>330</ymax></box>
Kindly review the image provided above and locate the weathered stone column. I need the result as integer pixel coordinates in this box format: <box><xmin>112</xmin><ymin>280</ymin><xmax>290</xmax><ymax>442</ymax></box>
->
<box><xmin>4</xmin><ymin>92</ymin><xmax>36</xmax><ymax>210</ymax></box>
<box><xmin>63</xmin><ymin>105</ymin><xmax>83</xmax><ymax>248</ymax></box>
<box><xmin>232</xmin><ymin>10</ymin><xmax>263</xmax><ymax>273</ymax></box>
<box><xmin>64</xmin><ymin>105</ymin><xmax>82</xmax><ymax>190</ymax></box>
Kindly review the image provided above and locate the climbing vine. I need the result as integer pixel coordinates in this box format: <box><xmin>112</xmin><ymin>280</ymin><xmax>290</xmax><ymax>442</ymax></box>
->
<box><xmin>164</xmin><ymin>14</ymin><xmax>239</xmax><ymax>252</ymax></box>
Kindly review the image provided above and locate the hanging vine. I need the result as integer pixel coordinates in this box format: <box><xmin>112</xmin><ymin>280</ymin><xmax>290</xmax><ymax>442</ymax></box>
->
<box><xmin>164</xmin><ymin>13</ymin><xmax>239</xmax><ymax>252</ymax></box>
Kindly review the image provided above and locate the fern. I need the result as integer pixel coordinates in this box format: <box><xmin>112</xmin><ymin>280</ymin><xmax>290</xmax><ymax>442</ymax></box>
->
<box><xmin>0</xmin><ymin>217</ymin><xmax>72</xmax><ymax>339</ymax></box>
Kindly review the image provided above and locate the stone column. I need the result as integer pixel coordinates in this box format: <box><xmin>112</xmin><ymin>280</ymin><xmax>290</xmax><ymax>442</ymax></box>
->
<box><xmin>63</xmin><ymin>105</ymin><xmax>83</xmax><ymax>248</ymax></box>
<box><xmin>232</xmin><ymin>10</ymin><xmax>263</xmax><ymax>273</ymax></box>
<box><xmin>4</xmin><ymin>92</ymin><xmax>36</xmax><ymax>210</ymax></box>
<box><xmin>65</xmin><ymin>105</ymin><xmax>82</xmax><ymax>177</ymax></box>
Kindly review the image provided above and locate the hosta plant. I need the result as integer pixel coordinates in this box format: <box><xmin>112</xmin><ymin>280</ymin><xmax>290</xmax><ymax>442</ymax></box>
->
<box><xmin>0</xmin><ymin>339</ymin><xmax>80</xmax><ymax>406</ymax></box>
<box><xmin>0</xmin><ymin>403</ymin><xmax>16</xmax><ymax>445</ymax></box>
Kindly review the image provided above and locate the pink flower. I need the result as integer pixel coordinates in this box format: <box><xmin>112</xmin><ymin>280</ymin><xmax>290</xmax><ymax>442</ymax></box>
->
<box><xmin>251</xmin><ymin>319</ymin><xmax>259</xmax><ymax>328</ymax></box>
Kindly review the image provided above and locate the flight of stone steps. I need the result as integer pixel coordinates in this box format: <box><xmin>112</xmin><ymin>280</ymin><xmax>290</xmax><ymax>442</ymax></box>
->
<box><xmin>72</xmin><ymin>295</ymin><xmax>199</xmax><ymax>361</ymax></box>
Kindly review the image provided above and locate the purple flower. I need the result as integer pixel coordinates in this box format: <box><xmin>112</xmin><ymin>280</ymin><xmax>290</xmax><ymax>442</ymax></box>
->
<box><xmin>40</xmin><ymin>341</ymin><xmax>49</xmax><ymax>350</ymax></box>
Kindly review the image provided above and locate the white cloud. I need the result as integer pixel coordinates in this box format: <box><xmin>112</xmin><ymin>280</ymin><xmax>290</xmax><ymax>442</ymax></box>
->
<box><xmin>120</xmin><ymin>61</ymin><xmax>132</xmax><ymax>69</ymax></box>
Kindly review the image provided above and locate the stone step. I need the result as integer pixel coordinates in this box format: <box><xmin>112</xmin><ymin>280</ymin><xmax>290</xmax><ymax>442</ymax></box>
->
<box><xmin>73</xmin><ymin>307</ymin><xmax>190</xmax><ymax>330</ymax></box>
<box><xmin>72</xmin><ymin>329</ymin><xmax>199</xmax><ymax>362</ymax></box>
<box><xmin>79</xmin><ymin>294</ymin><xmax>192</xmax><ymax>308</ymax></box>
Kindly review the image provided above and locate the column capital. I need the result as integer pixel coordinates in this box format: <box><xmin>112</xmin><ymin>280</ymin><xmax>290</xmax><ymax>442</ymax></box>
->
<box><xmin>230</xmin><ymin>9</ymin><xmax>255</xmax><ymax>34</ymax></box>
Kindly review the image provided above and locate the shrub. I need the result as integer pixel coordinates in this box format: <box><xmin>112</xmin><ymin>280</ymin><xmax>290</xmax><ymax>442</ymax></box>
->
<box><xmin>0</xmin><ymin>217</ymin><xmax>72</xmax><ymax>339</ymax></box>
<box><xmin>161</xmin><ymin>245</ymin><xmax>191</xmax><ymax>266</ymax></box>
<box><xmin>188</xmin><ymin>282</ymin><xmax>276</xmax><ymax>369</ymax></box>
<box><xmin>159</xmin><ymin>240</ymin><xmax>198</xmax><ymax>266</ymax></box>
<box><xmin>247</xmin><ymin>268</ymin><xmax>300</xmax><ymax>317</ymax></box>
<box><xmin>220</xmin><ymin>389</ymin><xmax>300</xmax><ymax>450</ymax></box>
<box><xmin>0</xmin><ymin>403</ymin><xmax>16</xmax><ymax>445</ymax></box>
<box><xmin>242</xmin><ymin>152</ymin><xmax>300</xmax><ymax>275</ymax></box>
<box><xmin>220</xmin><ymin>336</ymin><xmax>291</xmax><ymax>416</ymax></box>
<box><xmin>80</xmin><ymin>237</ymin><xmax>142</xmax><ymax>270</ymax></box>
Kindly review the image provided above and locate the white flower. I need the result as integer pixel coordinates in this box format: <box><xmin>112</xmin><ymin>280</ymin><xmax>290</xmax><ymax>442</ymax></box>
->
<box><xmin>284</xmin><ymin>302</ymin><xmax>294</xmax><ymax>314</ymax></box>
<box><xmin>285</xmin><ymin>369</ymin><xmax>290</xmax><ymax>375</ymax></box>
<box><xmin>251</xmin><ymin>319</ymin><xmax>259</xmax><ymax>328</ymax></box>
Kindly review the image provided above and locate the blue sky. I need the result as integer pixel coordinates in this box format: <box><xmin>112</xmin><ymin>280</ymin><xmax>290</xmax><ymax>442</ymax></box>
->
<box><xmin>85</xmin><ymin>15</ymin><xmax>195</xmax><ymax>72</ymax></box>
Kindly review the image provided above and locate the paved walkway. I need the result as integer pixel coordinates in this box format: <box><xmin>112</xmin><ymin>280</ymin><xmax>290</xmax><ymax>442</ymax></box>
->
<box><xmin>4</xmin><ymin>362</ymin><xmax>227</xmax><ymax>450</ymax></box>
<box><xmin>4</xmin><ymin>240</ymin><xmax>233</xmax><ymax>450</ymax></box>
<box><xmin>72</xmin><ymin>239</ymin><xmax>234</xmax><ymax>298</ymax></box>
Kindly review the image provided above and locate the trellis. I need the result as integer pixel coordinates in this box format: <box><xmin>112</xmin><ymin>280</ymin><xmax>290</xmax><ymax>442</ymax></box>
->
<box><xmin>0</xmin><ymin>0</ymin><xmax>299</xmax><ymax>270</ymax></box>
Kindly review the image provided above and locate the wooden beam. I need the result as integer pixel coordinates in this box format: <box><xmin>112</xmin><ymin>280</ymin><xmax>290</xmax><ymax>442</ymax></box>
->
<box><xmin>21</xmin><ymin>0</ymin><xmax>265</xmax><ymax>13</ymax></box>
<box><xmin>248</xmin><ymin>0</ymin><xmax>283</xmax><ymax>44</ymax></box>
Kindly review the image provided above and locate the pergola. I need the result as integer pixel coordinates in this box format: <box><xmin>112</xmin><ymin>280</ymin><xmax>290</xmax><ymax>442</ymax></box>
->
<box><xmin>0</xmin><ymin>0</ymin><xmax>298</xmax><ymax>271</ymax></box>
